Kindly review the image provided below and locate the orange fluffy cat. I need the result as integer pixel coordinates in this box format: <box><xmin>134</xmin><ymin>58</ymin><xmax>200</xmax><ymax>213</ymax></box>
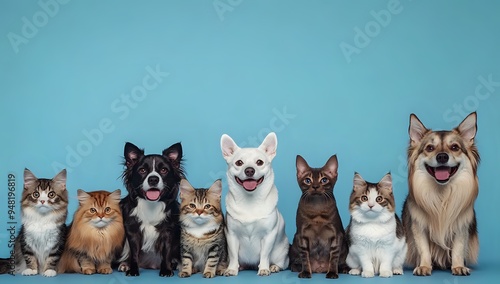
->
<box><xmin>58</xmin><ymin>189</ymin><xmax>125</xmax><ymax>274</ymax></box>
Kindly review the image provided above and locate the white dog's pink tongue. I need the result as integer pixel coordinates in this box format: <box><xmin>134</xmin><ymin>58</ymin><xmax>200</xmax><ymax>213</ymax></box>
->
<box><xmin>242</xmin><ymin>180</ymin><xmax>258</xmax><ymax>191</ymax></box>
<box><xmin>435</xmin><ymin>167</ymin><xmax>450</xmax><ymax>180</ymax></box>
<box><xmin>146</xmin><ymin>189</ymin><xmax>161</xmax><ymax>201</ymax></box>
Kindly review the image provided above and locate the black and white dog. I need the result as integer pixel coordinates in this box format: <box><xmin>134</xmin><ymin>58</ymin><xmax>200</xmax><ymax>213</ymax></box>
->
<box><xmin>118</xmin><ymin>142</ymin><xmax>184</xmax><ymax>277</ymax></box>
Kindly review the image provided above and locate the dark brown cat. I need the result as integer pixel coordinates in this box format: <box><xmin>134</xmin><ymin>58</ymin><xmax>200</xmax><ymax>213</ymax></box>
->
<box><xmin>289</xmin><ymin>155</ymin><xmax>349</xmax><ymax>279</ymax></box>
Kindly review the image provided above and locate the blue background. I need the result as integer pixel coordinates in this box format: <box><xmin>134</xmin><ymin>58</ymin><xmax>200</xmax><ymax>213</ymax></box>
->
<box><xmin>1</xmin><ymin>0</ymin><xmax>499</xmax><ymax>283</ymax></box>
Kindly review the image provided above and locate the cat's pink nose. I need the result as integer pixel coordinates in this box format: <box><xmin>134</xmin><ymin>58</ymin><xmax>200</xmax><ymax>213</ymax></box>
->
<box><xmin>40</xmin><ymin>200</ymin><xmax>45</xmax><ymax>204</ymax></box>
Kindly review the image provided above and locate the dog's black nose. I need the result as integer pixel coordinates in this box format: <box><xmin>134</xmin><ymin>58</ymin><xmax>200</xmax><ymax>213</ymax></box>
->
<box><xmin>245</xmin><ymin>167</ymin><xmax>255</xmax><ymax>177</ymax></box>
<box><xmin>436</xmin><ymin>153</ymin><xmax>449</xmax><ymax>164</ymax></box>
<box><xmin>148</xmin><ymin>176</ymin><xmax>159</xmax><ymax>186</ymax></box>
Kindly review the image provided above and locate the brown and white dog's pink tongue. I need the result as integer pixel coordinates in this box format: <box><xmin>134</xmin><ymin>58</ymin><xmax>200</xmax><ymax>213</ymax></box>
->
<box><xmin>242</xmin><ymin>180</ymin><xmax>258</xmax><ymax>191</ymax></box>
<box><xmin>146</xmin><ymin>189</ymin><xmax>161</xmax><ymax>201</ymax></box>
<box><xmin>435</xmin><ymin>167</ymin><xmax>450</xmax><ymax>181</ymax></box>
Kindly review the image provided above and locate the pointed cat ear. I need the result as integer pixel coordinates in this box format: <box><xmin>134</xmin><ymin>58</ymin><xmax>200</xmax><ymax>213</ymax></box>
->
<box><xmin>208</xmin><ymin>179</ymin><xmax>222</xmax><ymax>199</ymax></box>
<box><xmin>456</xmin><ymin>112</ymin><xmax>477</xmax><ymax>143</ymax></box>
<box><xmin>179</xmin><ymin>179</ymin><xmax>195</xmax><ymax>199</ymax></box>
<box><xmin>163</xmin><ymin>142</ymin><xmax>183</xmax><ymax>169</ymax></box>
<box><xmin>77</xmin><ymin>189</ymin><xmax>91</xmax><ymax>204</ymax></box>
<box><xmin>353</xmin><ymin>172</ymin><xmax>367</xmax><ymax>192</ymax></box>
<box><xmin>378</xmin><ymin>173</ymin><xmax>393</xmax><ymax>191</ymax></box>
<box><xmin>52</xmin><ymin>169</ymin><xmax>67</xmax><ymax>190</ymax></box>
<box><xmin>258</xmin><ymin>132</ymin><xmax>277</xmax><ymax>161</ymax></box>
<box><xmin>296</xmin><ymin>155</ymin><xmax>310</xmax><ymax>177</ymax></box>
<box><xmin>409</xmin><ymin>113</ymin><xmax>429</xmax><ymax>144</ymax></box>
<box><xmin>124</xmin><ymin>142</ymin><xmax>144</xmax><ymax>169</ymax></box>
<box><xmin>221</xmin><ymin>134</ymin><xmax>240</xmax><ymax>161</ymax></box>
<box><xmin>322</xmin><ymin>155</ymin><xmax>338</xmax><ymax>178</ymax></box>
<box><xmin>24</xmin><ymin>168</ymin><xmax>38</xmax><ymax>189</ymax></box>
<box><xmin>109</xmin><ymin>189</ymin><xmax>122</xmax><ymax>202</ymax></box>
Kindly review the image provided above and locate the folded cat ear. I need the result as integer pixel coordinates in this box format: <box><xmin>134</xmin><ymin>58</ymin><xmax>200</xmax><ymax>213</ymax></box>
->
<box><xmin>353</xmin><ymin>172</ymin><xmax>366</xmax><ymax>191</ymax></box>
<box><xmin>77</xmin><ymin>189</ymin><xmax>91</xmax><ymax>204</ymax></box>
<box><xmin>109</xmin><ymin>189</ymin><xmax>122</xmax><ymax>202</ymax></box>
<box><xmin>221</xmin><ymin>134</ymin><xmax>240</xmax><ymax>161</ymax></box>
<box><xmin>24</xmin><ymin>168</ymin><xmax>38</xmax><ymax>189</ymax></box>
<box><xmin>295</xmin><ymin>155</ymin><xmax>310</xmax><ymax>177</ymax></box>
<box><xmin>163</xmin><ymin>142</ymin><xmax>183</xmax><ymax>169</ymax></box>
<box><xmin>124</xmin><ymin>142</ymin><xmax>144</xmax><ymax>169</ymax></box>
<box><xmin>409</xmin><ymin>113</ymin><xmax>428</xmax><ymax>145</ymax></box>
<box><xmin>52</xmin><ymin>169</ymin><xmax>67</xmax><ymax>190</ymax></box>
<box><xmin>378</xmin><ymin>172</ymin><xmax>393</xmax><ymax>190</ymax></box>
<box><xmin>258</xmin><ymin>132</ymin><xmax>278</xmax><ymax>161</ymax></box>
<box><xmin>208</xmin><ymin>179</ymin><xmax>222</xmax><ymax>199</ymax></box>
<box><xmin>179</xmin><ymin>179</ymin><xmax>195</xmax><ymax>199</ymax></box>
<box><xmin>456</xmin><ymin>112</ymin><xmax>477</xmax><ymax>143</ymax></box>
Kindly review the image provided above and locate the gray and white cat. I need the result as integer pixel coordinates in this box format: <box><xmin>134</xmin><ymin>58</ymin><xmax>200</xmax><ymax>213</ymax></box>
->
<box><xmin>345</xmin><ymin>172</ymin><xmax>407</xmax><ymax>278</ymax></box>
<box><xmin>178</xmin><ymin>179</ymin><xmax>227</xmax><ymax>278</ymax></box>
<box><xmin>0</xmin><ymin>169</ymin><xmax>68</xmax><ymax>277</ymax></box>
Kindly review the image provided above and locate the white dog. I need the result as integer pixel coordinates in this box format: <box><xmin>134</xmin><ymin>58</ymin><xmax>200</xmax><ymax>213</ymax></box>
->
<box><xmin>220</xmin><ymin>132</ymin><xmax>289</xmax><ymax>276</ymax></box>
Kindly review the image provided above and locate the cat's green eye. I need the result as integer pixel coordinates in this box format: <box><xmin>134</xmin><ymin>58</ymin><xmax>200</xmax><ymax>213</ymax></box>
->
<box><xmin>105</xmin><ymin>207</ymin><xmax>111</xmax><ymax>213</ymax></box>
<box><xmin>48</xmin><ymin>191</ymin><xmax>56</xmax><ymax>199</ymax></box>
<box><xmin>376</xmin><ymin>196</ymin><xmax>384</xmax><ymax>203</ymax></box>
<box><xmin>32</xmin><ymin>192</ymin><xmax>40</xmax><ymax>199</ymax></box>
<box><xmin>235</xmin><ymin>160</ymin><xmax>244</xmax><ymax>166</ymax></box>
<box><xmin>256</xmin><ymin>160</ymin><xmax>264</xmax><ymax>166</ymax></box>
<box><xmin>360</xmin><ymin>195</ymin><xmax>368</xmax><ymax>202</ymax></box>
<box><xmin>90</xmin><ymin>208</ymin><xmax>97</xmax><ymax>214</ymax></box>
<box><xmin>321</xmin><ymin>178</ymin><xmax>328</xmax><ymax>183</ymax></box>
<box><xmin>304</xmin><ymin>178</ymin><xmax>311</xmax><ymax>185</ymax></box>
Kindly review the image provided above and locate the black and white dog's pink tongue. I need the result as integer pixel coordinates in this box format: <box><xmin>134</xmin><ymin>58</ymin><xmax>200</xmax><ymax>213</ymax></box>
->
<box><xmin>435</xmin><ymin>167</ymin><xmax>450</xmax><ymax>181</ymax></box>
<box><xmin>146</xmin><ymin>189</ymin><xmax>161</xmax><ymax>201</ymax></box>
<box><xmin>242</xmin><ymin>180</ymin><xmax>257</xmax><ymax>191</ymax></box>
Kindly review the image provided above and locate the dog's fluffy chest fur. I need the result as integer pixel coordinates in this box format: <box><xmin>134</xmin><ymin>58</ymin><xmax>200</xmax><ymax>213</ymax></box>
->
<box><xmin>131</xmin><ymin>198</ymin><xmax>167</xmax><ymax>252</ymax></box>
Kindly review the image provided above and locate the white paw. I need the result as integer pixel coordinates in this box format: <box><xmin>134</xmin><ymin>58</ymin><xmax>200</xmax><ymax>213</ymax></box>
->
<box><xmin>224</xmin><ymin>268</ymin><xmax>238</xmax><ymax>276</ymax></box>
<box><xmin>393</xmin><ymin>267</ymin><xmax>404</xmax><ymax>275</ymax></box>
<box><xmin>118</xmin><ymin>263</ymin><xmax>129</xmax><ymax>272</ymax></box>
<box><xmin>349</xmin><ymin>268</ymin><xmax>361</xmax><ymax>275</ymax></box>
<box><xmin>361</xmin><ymin>270</ymin><xmax>375</xmax><ymax>278</ymax></box>
<box><xmin>379</xmin><ymin>270</ymin><xmax>393</xmax><ymax>278</ymax></box>
<box><xmin>22</xmin><ymin>268</ymin><xmax>38</xmax><ymax>276</ymax></box>
<box><xmin>258</xmin><ymin>268</ymin><xmax>270</xmax><ymax>276</ymax></box>
<box><xmin>270</xmin><ymin>264</ymin><xmax>280</xmax><ymax>273</ymax></box>
<box><xmin>43</xmin><ymin>269</ymin><xmax>57</xmax><ymax>277</ymax></box>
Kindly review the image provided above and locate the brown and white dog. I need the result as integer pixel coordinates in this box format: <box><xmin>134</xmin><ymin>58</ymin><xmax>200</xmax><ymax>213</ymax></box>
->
<box><xmin>402</xmin><ymin>112</ymin><xmax>479</xmax><ymax>276</ymax></box>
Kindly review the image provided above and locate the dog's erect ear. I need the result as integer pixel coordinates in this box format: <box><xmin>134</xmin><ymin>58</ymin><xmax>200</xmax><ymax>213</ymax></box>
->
<box><xmin>258</xmin><ymin>132</ymin><xmax>278</xmax><ymax>161</ymax></box>
<box><xmin>179</xmin><ymin>179</ymin><xmax>194</xmax><ymax>199</ymax></box>
<box><xmin>322</xmin><ymin>155</ymin><xmax>338</xmax><ymax>179</ymax></box>
<box><xmin>353</xmin><ymin>172</ymin><xmax>367</xmax><ymax>192</ymax></box>
<box><xmin>221</xmin><ymin>134</ymin><xmax>239</xmax><ymax>161</ymax></box>
<box><xmin>295</xmin><ymin>155</ymin><xmax>310</xmax><ymax>178</ymax></box>
<box><xmin>456</xmin><ymin>112</ymin><xmax>477</xmax><ymax>143</ymax></box>
<box><xmin>378</xmin><ymin>172</ymin><xmax>393</xmax><ymax>191</ymax></box>
<box><xmin>24</xmin><ymin>168</ymin><xmax>38</xmax><ymax>190</ymax></box>
<box><xmin>163</xmin><ymin>143</ymin><xmax>183</xmax><ymax>169</ymax></box>
<box><xmin>124</xmin><ymin>142</ymin><xmax>144</xmax><ymax>169</ymax></box>
<box><xmin>409</xmin><ymin>114</ymin><xmax>428</xmax><ymax>144</ymax></box>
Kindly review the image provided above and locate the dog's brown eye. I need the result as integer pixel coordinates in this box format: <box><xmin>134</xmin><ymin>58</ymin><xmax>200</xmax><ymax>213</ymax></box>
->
<box><xmin>450</xmin><ymin>144</ymin><xmax>460</xmax><ymax>152</ymax></box>
<box><xmin>376</xmin><ymin>196</ymin><xmax>384</xmax><ymax>203</ymax></box>
<box><xmin>304</xmin><ymin>178</ymin><xmax>311</xmax><ymax>185</ymax></box>
<box><xmin>32</xmin><ymin>191</ymin><xmax>40</xmax><ymax>199</ymax></box>
<box><xmin>160</xmin><ymin>168</ymin><xmax>168</xmax><ymax>174</ymax></box>
<box><xmin>256</xmin><ymin>160</ymin><xmax>264</xmax><ymax>166</ymax></box>
<box><xmin>48</xmin><ymin>191</ymin><xmax>56</xmax><ymax>199</ymax></box>
<box><xmin>235</xmin><ymin>160</ymin><xmax>243</xmax><ymax>166</ymax></box>
<box><xmin>360</xmin><ymin>195</ymin><xmax>368</xmax><ymax>202</ymax></box>
<box><xmin>139</xmin><ymin>168</ymin><xmax>146</xmax><ymax>174</ymax></box>
<box><xmin>425</xmin><ymin>145</ymin><xmax>435</xmax><ymax>152</ymax></box>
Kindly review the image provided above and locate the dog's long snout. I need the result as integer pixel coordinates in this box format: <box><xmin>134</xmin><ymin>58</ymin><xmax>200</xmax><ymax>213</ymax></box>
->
<box><xmin>148</xmin><ymin>176</ymin><xmax>159</xmax><ymax>186</ymax></box>
<box><xmin>245</xmin><ymin>167</ymin><xmax>255</xmax><ymax>177</ymax></box>
<box><xmin>436</xmin><ymin>153</ymin><xmax>449</xmax><ymax>164</ymax></box>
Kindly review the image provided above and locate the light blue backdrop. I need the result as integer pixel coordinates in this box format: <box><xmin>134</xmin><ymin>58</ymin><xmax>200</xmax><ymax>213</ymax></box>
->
<box><xmin>1</xmin><ymin>0</ymin><xmax>499</xmax><ymax>283</ymax></box>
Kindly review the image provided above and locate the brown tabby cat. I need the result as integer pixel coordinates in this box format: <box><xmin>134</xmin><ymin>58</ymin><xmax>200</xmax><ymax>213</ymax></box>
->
<box><xmin>289</xmin><ymin>155</ymin><xmax>349</xmax><ymax>279</ymax></box>
<box><xmin>58</xmin><ymin>189</ymin><xmax>125</xmax><ymax>274</ymax></box>
<box><xmin>178</xmin><ymin>179</ymin><xmax>227</xmax><ymax>278</ymax></box>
